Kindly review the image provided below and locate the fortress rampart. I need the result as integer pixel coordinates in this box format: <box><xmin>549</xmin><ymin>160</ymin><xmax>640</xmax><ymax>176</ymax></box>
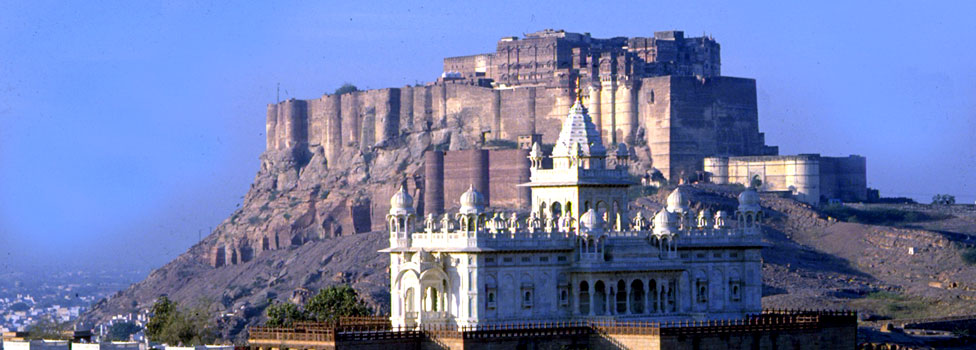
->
<box><xmin>213</xmin><ymin>29</ymin><xmax>865</xmax><ymax>268</ymax></box>
<box><xmin>265</xmin><ymin>75</ymin><xmax>774</xmax><ymax>182</ymax></box>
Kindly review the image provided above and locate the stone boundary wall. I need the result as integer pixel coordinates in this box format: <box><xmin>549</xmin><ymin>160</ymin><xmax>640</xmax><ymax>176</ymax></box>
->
<box><xmin>248</xmin><ymin>310</ymin><xmax>857</xmax><ymax>350</ymax></box>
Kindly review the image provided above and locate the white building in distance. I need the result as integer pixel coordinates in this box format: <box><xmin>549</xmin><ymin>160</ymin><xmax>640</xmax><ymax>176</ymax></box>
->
<box><xmin>382</xmin><ymin>91</ymin><xmax>765</xmax><ymax>330</ymax></box>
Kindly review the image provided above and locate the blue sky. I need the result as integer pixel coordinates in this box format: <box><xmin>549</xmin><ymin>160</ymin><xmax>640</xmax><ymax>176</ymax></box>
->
<box><xmin>1</xmin><ymin>1</ymin><xmax>974</xmax><ymax>270</ymax></box>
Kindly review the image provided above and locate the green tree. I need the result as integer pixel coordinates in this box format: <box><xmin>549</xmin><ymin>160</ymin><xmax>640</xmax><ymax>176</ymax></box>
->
<box><xmin>932</xmin><ymin>194</ymin><xmax>956</xmax><ymax>205</ymax></box>
<box><xmin>333</xmin><ymin>83</ymin><xmax>358</xmax><ymax>95</ymax></box>
<box><xmin>145</xmin><ymin>296</ymin><xmax>217</xmax><ymax>346</ymax></box>
<box><xmin>106</xmin><ymin>322</ymin><xmax>142</xmax><ymax>342</ymax></box>
<box><xmin>27</xmin><ymin>316</ymin><xmax>69</xmax><ymax>340</ymax></box>
<box><xmin>265</xmin><ymin>301</ymin><xmax>305</xmax><ymax>327</ymax></box>
<box><xmin>145</xmin><ymin>296</ymin><xmax>175</xmax><ymax>342</ymax></box>
<box><xmin>304</xmin><ymin>285</ymin><xmax>372</xmax><ymax>322</ymax></box>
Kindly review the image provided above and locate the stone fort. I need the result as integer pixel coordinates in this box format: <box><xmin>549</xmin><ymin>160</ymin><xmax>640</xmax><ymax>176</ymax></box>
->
<box><xmin>212</xmin><ymin>29</ymin><xmax>867</xmax><ymax>268</ymax></box>
<box><xmin>265</xmin><ymin>29</ymin><xmax>778</xmax><ymax>184</ymax></box>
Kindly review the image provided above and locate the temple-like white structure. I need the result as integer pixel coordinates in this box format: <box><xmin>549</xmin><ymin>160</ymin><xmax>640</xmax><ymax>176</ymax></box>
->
<box><xmin>382</xmin><ymin>92</ymin><xmax>765</xmax><ymax>329</ymax></box>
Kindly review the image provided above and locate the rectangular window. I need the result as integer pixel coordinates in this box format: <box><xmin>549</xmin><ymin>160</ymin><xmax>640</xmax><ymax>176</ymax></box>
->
<box><xmin>521</xmin><ymin>256</ymin><xmax>531</xmax><ymax>263</ymax></box>
<box><xmin>713</xmin><ymin>252</ymin><xmax>722</xmax><ymax>258</ymax></box>
<box><xmin>680</xmin><ymin>253</ymin><xmax>689</xmax><ymax>259</ymax></box>
<box><xmin>696</xmin><ymin>253</ymin><xmax>706</xmax><ymax>259</ymax></box>
<box><xmin>730</xmin><ymin>252</ymin><xmax>739</xmax><ymax>258</ymax></box>
<box><xmin>503</xmin><ymin>257</ymin><xmax>514</xmax><ymax>263</ymax></box>
<box><xmin>539</xmin><ymin>256</ymin><xmax>549</xmax><ymax>263</ymax></box>
<box><xmin>557</xmin><ymin>256</ymin><xmax>568</xmax><ymax>262</ymax></box>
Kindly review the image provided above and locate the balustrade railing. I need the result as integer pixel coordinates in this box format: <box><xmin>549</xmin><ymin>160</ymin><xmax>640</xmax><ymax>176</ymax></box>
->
<box><xmin>248</xmin><ymin>309</ymin><xmax>856</xmax><ymax>345</ymax></box>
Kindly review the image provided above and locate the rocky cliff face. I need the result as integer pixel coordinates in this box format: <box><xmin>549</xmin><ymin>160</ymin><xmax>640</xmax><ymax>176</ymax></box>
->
<box><xmin>76</xmin><ymin>90</ymin><xmax>656</xmax><ymax>339</ymax></box>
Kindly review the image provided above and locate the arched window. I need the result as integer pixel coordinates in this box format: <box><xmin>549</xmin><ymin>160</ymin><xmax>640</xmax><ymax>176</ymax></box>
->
<box><xmin>579</xmin><ymin>281</ymin><xmax>590</xmax><ymax>315</ymax></box>
<box><xmin>565</xmin><ymin>202</ymin><xmax>573</xmax><ymax>218</ymax></box>
<box><xmin>616</xmin><ymin>280</ymin><xmax>627</xmax><ymax>314</ymax></box>
<box><xmin>405</xmin><ymin>287</ymin><xmax>416</xmax><ymax>313</ymax></box>
<box><xmin>539</xmin><ymin>202</ymin><xmax>548</xmax><ymax>220</ymax></box>
<box><xmin>596</xmin><ymin>201</ymin><xmax>608</xmax><ymax>222</ymax></box>
<box><xmin>594</xmin><ymin>281</ymin><xmax>607</xmax><ymax>315</ymax></box>
<box><xmin>668</xmin><ymin>279</ymin><xmax>677</xmax><ymax>312</ymax></box>
<box><xmin>551</xmin><ymin>202</ymin><xmax>562</xmax><ymax>219</ymax></box>
<box><xmin>630</xmin><ymin>280</ymin><xmax>645</xmax><ymax>314</ymax></box>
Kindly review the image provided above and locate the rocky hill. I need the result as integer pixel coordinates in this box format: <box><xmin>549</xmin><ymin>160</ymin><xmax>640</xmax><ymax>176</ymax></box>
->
<box><xmin>77</xmin><ymin>99</ymin><xmax>976</xmax><ymax>342</ymax></box>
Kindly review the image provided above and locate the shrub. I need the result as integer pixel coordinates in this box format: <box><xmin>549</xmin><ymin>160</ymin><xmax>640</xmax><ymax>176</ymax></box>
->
<box><xmin>247</xmin><ymin>216</ymin><xmax>262</xmax><ymax>225</ymax></box>
<box><xmin>821</xmin><ymin>205</ymin><xmax>944</xmax><ymax>226</ymax></box>
<box><xmin>263</xmin><ymin>285</ymin><xmax>373</xmax><ymax>326</ymax></box>
<box><xmin>962</xmin><ymin>248</ymin><xmax>976</xmax><ymax>265</ymax></box>
<box><xmin>334</xmin><ymin>83</ymin><xmax>359</xmax><ymax>95</ymax></box>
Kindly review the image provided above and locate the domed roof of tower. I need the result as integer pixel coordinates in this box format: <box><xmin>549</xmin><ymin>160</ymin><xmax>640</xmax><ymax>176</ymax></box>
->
<box><xmin>653</xmin><ymin>209</ymin><xmax>677</xmax><ymax>235</ymax></box>
<box><xmin>737</xmin><ymin>187</ymin><xmax>761</xmax><ymax>212</ymax></box>
<box><xmin>529</xmin><ymin>142</ymin><xmax>542</xmax><ymax>158</ymax></box>
<box><xmin>459</xmin><ymin>184</ymin><xmax>486</xmax><ymax>214</ymax></box>
<box><xmin>389</xmin><ymin>185</ymin><xmax>415</xmax><ymax>215</ymax></box>
<box><xmin>551</xmin><ymin>98</ymin><xmax>606</xmax><ymax>158</ymax></box>
<box><xmin>666</xmin><ymin>186</ymin><xmax>691</xmax><ymax>212</ymax></box>
<box><xmin>578</xmin><ymin>208</ymin><xmax>604</xmax><ymax>234</ymax></box>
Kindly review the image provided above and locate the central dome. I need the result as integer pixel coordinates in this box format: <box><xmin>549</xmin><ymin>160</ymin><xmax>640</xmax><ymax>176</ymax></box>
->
<box><xmin>389</xmin><ymin>185</ymin><xmax>415</xmax><ymax>215</ymax></box>
<box><xmin>666</xmin><ymin>186</ymin><xmax>691</xmax><ymax>212</ymax></box>
<box><xmin>737</xmin><ymin>187</ymin><xmax>760</xmax><ymax>212</ymax></box>
<box><xmin>579</xmin><ymin>208</ymin><xmax>604</xmax><ymax>233</ymax></box>
<box><xmin>459</xmin><ymin>185</ymin><xmax>486</xmax><ymax>214</ymax></box>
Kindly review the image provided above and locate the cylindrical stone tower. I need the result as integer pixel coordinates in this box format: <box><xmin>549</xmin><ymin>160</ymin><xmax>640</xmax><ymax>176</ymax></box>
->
<box><xmin>469</xmin><ymin>149</ymin><xmax>490</xmax><ymax>206</ymax></box>
<box><xmin>424</xmin><ymin>150</ymin><xmax>445</xmax><ymax>216</ymax></box>
<box><xmin>266</xmin><ymin>103</ymin><xmax>279</xmax><ymax>150</ymax></box>
<box><xmin>704</xmin><ymin>157</ymin><xmax>730</xmax><ymax>184</ymax></box>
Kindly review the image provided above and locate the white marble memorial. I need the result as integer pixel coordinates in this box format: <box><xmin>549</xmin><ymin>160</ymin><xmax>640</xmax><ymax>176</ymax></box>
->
<box><xmin>382</xmin><ymin>91</ymin><xmax>764</xmax><ymax>329</ymax></box>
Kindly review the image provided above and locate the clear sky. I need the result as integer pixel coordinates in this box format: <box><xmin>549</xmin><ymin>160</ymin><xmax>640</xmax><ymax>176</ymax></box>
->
<box><xmin>1</xmin><ymin>1</ymin><xmax>974</xmax><ymax>271</ymax></box>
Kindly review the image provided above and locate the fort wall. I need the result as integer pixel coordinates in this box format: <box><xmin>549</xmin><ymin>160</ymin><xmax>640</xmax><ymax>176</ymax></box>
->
<box><xmin>639</xmin><ymin>76</ymin><xmax>777</xmax><ymax>181</ymax></box>
<box><xmin>704</xmin><ymin>154</ymin><xmax>867</xmax><ymax>205</ymax></box>
<box><xmin>265</xmin><ymin>74</ymin><xmax>778</xmax><ymax>186</ymax></box>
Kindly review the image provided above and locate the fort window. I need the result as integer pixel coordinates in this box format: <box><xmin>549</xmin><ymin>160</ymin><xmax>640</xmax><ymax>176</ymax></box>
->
<box><xmin>557</xmin><ymin>256</ymin><xmax>567</xmax><ymax>262</ymax></box>
<box><xmin>539</xmin><ymin>256</ymin><xmax>549</xmax><ymax>262</ymax></box>
<box><xmin>730</xmin><ymin>283</ymin><xmax>741</xmax><ymax>302</ymax></box>
<box><xmin>503</xmin><ymin>257</ymin><xmax>513</xmax><ymax>263</ymax></box>
<box><xmin>521</xmin><ymin>256</ymin><xmax>531</xmax><ymax>263</ymax></box>
<box><xmin>522</xmin><ymin>290</ymin><xmax>533</xmax><ymax>308</ymax></box>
